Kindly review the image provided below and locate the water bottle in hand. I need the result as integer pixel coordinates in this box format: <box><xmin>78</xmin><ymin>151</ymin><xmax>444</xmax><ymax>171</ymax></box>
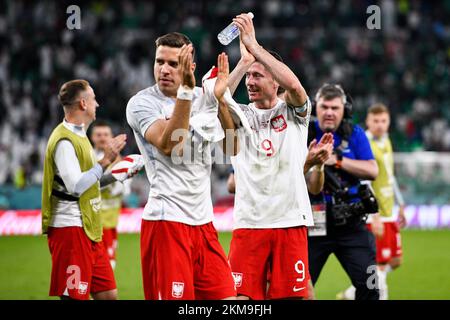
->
<box><xmin>217</xmin><ymin>12</ymin><xmax>254</xmax><ymax>45</ymax></box>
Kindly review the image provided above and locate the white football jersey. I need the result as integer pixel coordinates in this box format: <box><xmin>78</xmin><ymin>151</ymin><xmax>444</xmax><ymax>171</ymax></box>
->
<box><xmin>231</xmin><ymin>98</ymin><xmax>314</xmax><ymax>229</ymax></box>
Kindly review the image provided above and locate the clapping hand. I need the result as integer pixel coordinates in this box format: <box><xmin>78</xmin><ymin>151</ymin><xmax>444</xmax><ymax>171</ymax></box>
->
<box><xmin>214</xmin><ymin>52</ymin><xmax>230</xmax><ymax>103</ymax></box>
<box><xmin>306</xmin><ymin>133</ymin><xmax>334</xmax><ymax>167</ymax></box>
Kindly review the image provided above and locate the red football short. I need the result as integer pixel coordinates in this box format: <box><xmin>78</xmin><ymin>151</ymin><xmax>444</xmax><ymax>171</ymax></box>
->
<box><xmin>47</xmin><ymin>227</ymin><xmax>116</xmax><ymax>300</ymax></box>
<box><xmin>102</xmin><ymin>228</ymin><xmax>118</xmax><ymax>262</ymax></box>
<box><xmin>140</xmin><ymin>220</ymin><xmax>236</xmax><ymax>300</ymax></box>
<box><xmin>367</xmin><ymin>221</ymin><xmax>402</xmax><ymax>264</ymax></box>
<box><xmin>228</xmin><ymin>226</ymin><xmax>310</xmax><ymax>300</ymax></box>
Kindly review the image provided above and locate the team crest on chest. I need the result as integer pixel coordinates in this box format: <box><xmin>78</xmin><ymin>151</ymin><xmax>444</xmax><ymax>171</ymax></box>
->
<box><xmin>270</xmin><ymin>114</ymin><xmax>287</xmax><ymax>132</ymax></box>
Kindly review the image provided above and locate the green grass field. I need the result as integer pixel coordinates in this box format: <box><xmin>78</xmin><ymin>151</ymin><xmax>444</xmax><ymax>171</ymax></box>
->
<box><xmin>0</xmin><ymin>230</ymin><xmax>449</xmax><ymax>299</ymax></box>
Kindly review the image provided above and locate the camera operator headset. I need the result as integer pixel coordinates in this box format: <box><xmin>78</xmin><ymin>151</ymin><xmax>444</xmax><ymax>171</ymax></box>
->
<box><xmin>307</xmin><ymin>83</ymin><xmax>380</xmax><ymax>300</ymax></box>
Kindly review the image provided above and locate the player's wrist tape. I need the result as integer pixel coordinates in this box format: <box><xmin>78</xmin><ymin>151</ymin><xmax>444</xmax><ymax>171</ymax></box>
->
<box><xmin>177</xmin><ymin>85</ymin><xmax>194</xmax><ymax>101</ymax></box>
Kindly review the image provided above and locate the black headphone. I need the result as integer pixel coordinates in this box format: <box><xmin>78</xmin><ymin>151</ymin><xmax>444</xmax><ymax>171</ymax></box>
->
<box><xmin>311</xmin><ymin>83</ymin><xmax>353</xmax><ymax>119</ymax></box>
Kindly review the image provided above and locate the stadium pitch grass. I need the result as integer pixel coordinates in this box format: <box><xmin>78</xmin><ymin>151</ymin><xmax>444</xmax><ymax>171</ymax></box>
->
<box><xmin>0</xmin><ymin>230</ymin><xmax>449</xmax><ymax>300</ymax></box>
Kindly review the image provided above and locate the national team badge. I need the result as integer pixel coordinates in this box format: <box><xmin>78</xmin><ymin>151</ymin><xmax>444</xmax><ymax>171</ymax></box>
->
<box><xmin>172</xmin><ymin>282</ymin><xmax>184</xmax><ymax>298</ymax></box>
<box><xmin>232</xmin><ymin>272</ymin><xmax>243</xmax><ymax>288</ymax></box>
<box><xmin>78</xmin><ymin>281</ymin><xmax>88</xmax><ymax>295</ymax></box>
<box><xmin>270</xmin><ymin>114</ymin><xmax>287</xmax><ymax>132</ymax></box>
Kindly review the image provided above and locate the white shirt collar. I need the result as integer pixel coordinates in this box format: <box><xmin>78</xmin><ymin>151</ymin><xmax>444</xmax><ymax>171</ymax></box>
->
<box><xmin>63</xmin><ymin>119</ymin><xmax>87</xmax><ymax>137</ymax></box>
<box><xmin>250</xmin><ymin>97</ymin><xmax>284</xmax><ymax>115</ymax></box>
<box><xmin>153</xmin><ymin>84</ymin><xmax>176</xmax><ymax>102</ymax></box>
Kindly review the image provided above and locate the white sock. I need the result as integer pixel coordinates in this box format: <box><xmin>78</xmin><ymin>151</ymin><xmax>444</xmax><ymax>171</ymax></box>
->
<box><xmin>377</xmin><ymin>266</ymin><xmax>388</xmax><ymax>300</ymax></box>
<box><xmin>343</xmin><ymin>285</ymin><xmax>356</xmax><ymax>300</ymax></box>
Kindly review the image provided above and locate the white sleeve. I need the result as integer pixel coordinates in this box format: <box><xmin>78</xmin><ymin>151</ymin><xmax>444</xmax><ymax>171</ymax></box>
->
<box><xmin>126</xmin><ymin>95</ymin><xmax>165</xmax><ymax>138</ymax></box>
<box><xmin>54</xmin><ymin>140</ymin><xmax>103</xmax><ymax>197</ymax></box>
<box><xmin>122</xmin><ymin>178</ymin><xmax>132</xmax><ymax>197</ymax></box>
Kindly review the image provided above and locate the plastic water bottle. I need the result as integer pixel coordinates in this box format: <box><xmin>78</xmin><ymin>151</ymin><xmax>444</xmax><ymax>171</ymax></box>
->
<box><xmin>217</xmin><ymin>12</ymin><xmax>254</xmax><ymax>45</ymax></box>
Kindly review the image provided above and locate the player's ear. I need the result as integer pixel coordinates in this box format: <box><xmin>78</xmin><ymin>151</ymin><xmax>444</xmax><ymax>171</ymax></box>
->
<box><xmin>79</xmin><ymin>98</ymin><xmax>87</xmax><ymax>111</ymax></box>
<box><xmin>191</xmin><ymin>62</ymin><xmax>196</xmax><ymax>72</ymax></box>
<box><xmin>273</xmin><ymin>80</ymin><xmax>279</xmax><ymax>93</ymax></box>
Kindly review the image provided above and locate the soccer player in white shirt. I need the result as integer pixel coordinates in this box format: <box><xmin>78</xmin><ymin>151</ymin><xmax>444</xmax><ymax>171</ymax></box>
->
<box><xmin>126</xmin><ymin>32</ymin><xmax>237</xmax><ymax>300</ymax></box>
<box><xmin>214</xmin><ymin>13</ymin><xmax>327</xmax><ymax>299</ymax></box>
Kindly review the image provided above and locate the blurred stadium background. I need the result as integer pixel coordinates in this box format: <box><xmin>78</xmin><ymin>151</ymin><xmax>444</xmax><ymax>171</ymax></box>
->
<box><xmin>0</xmin><ymin>0</ymin><xmax>449</xmax><ymax>299</ymax></box>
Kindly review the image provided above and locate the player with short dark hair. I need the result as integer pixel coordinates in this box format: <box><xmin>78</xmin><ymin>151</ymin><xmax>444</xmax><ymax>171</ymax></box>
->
<box><xmin>126</xmin><ymin>32</ymin><xmax>238</xmax><ymax>300</ymax></box>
